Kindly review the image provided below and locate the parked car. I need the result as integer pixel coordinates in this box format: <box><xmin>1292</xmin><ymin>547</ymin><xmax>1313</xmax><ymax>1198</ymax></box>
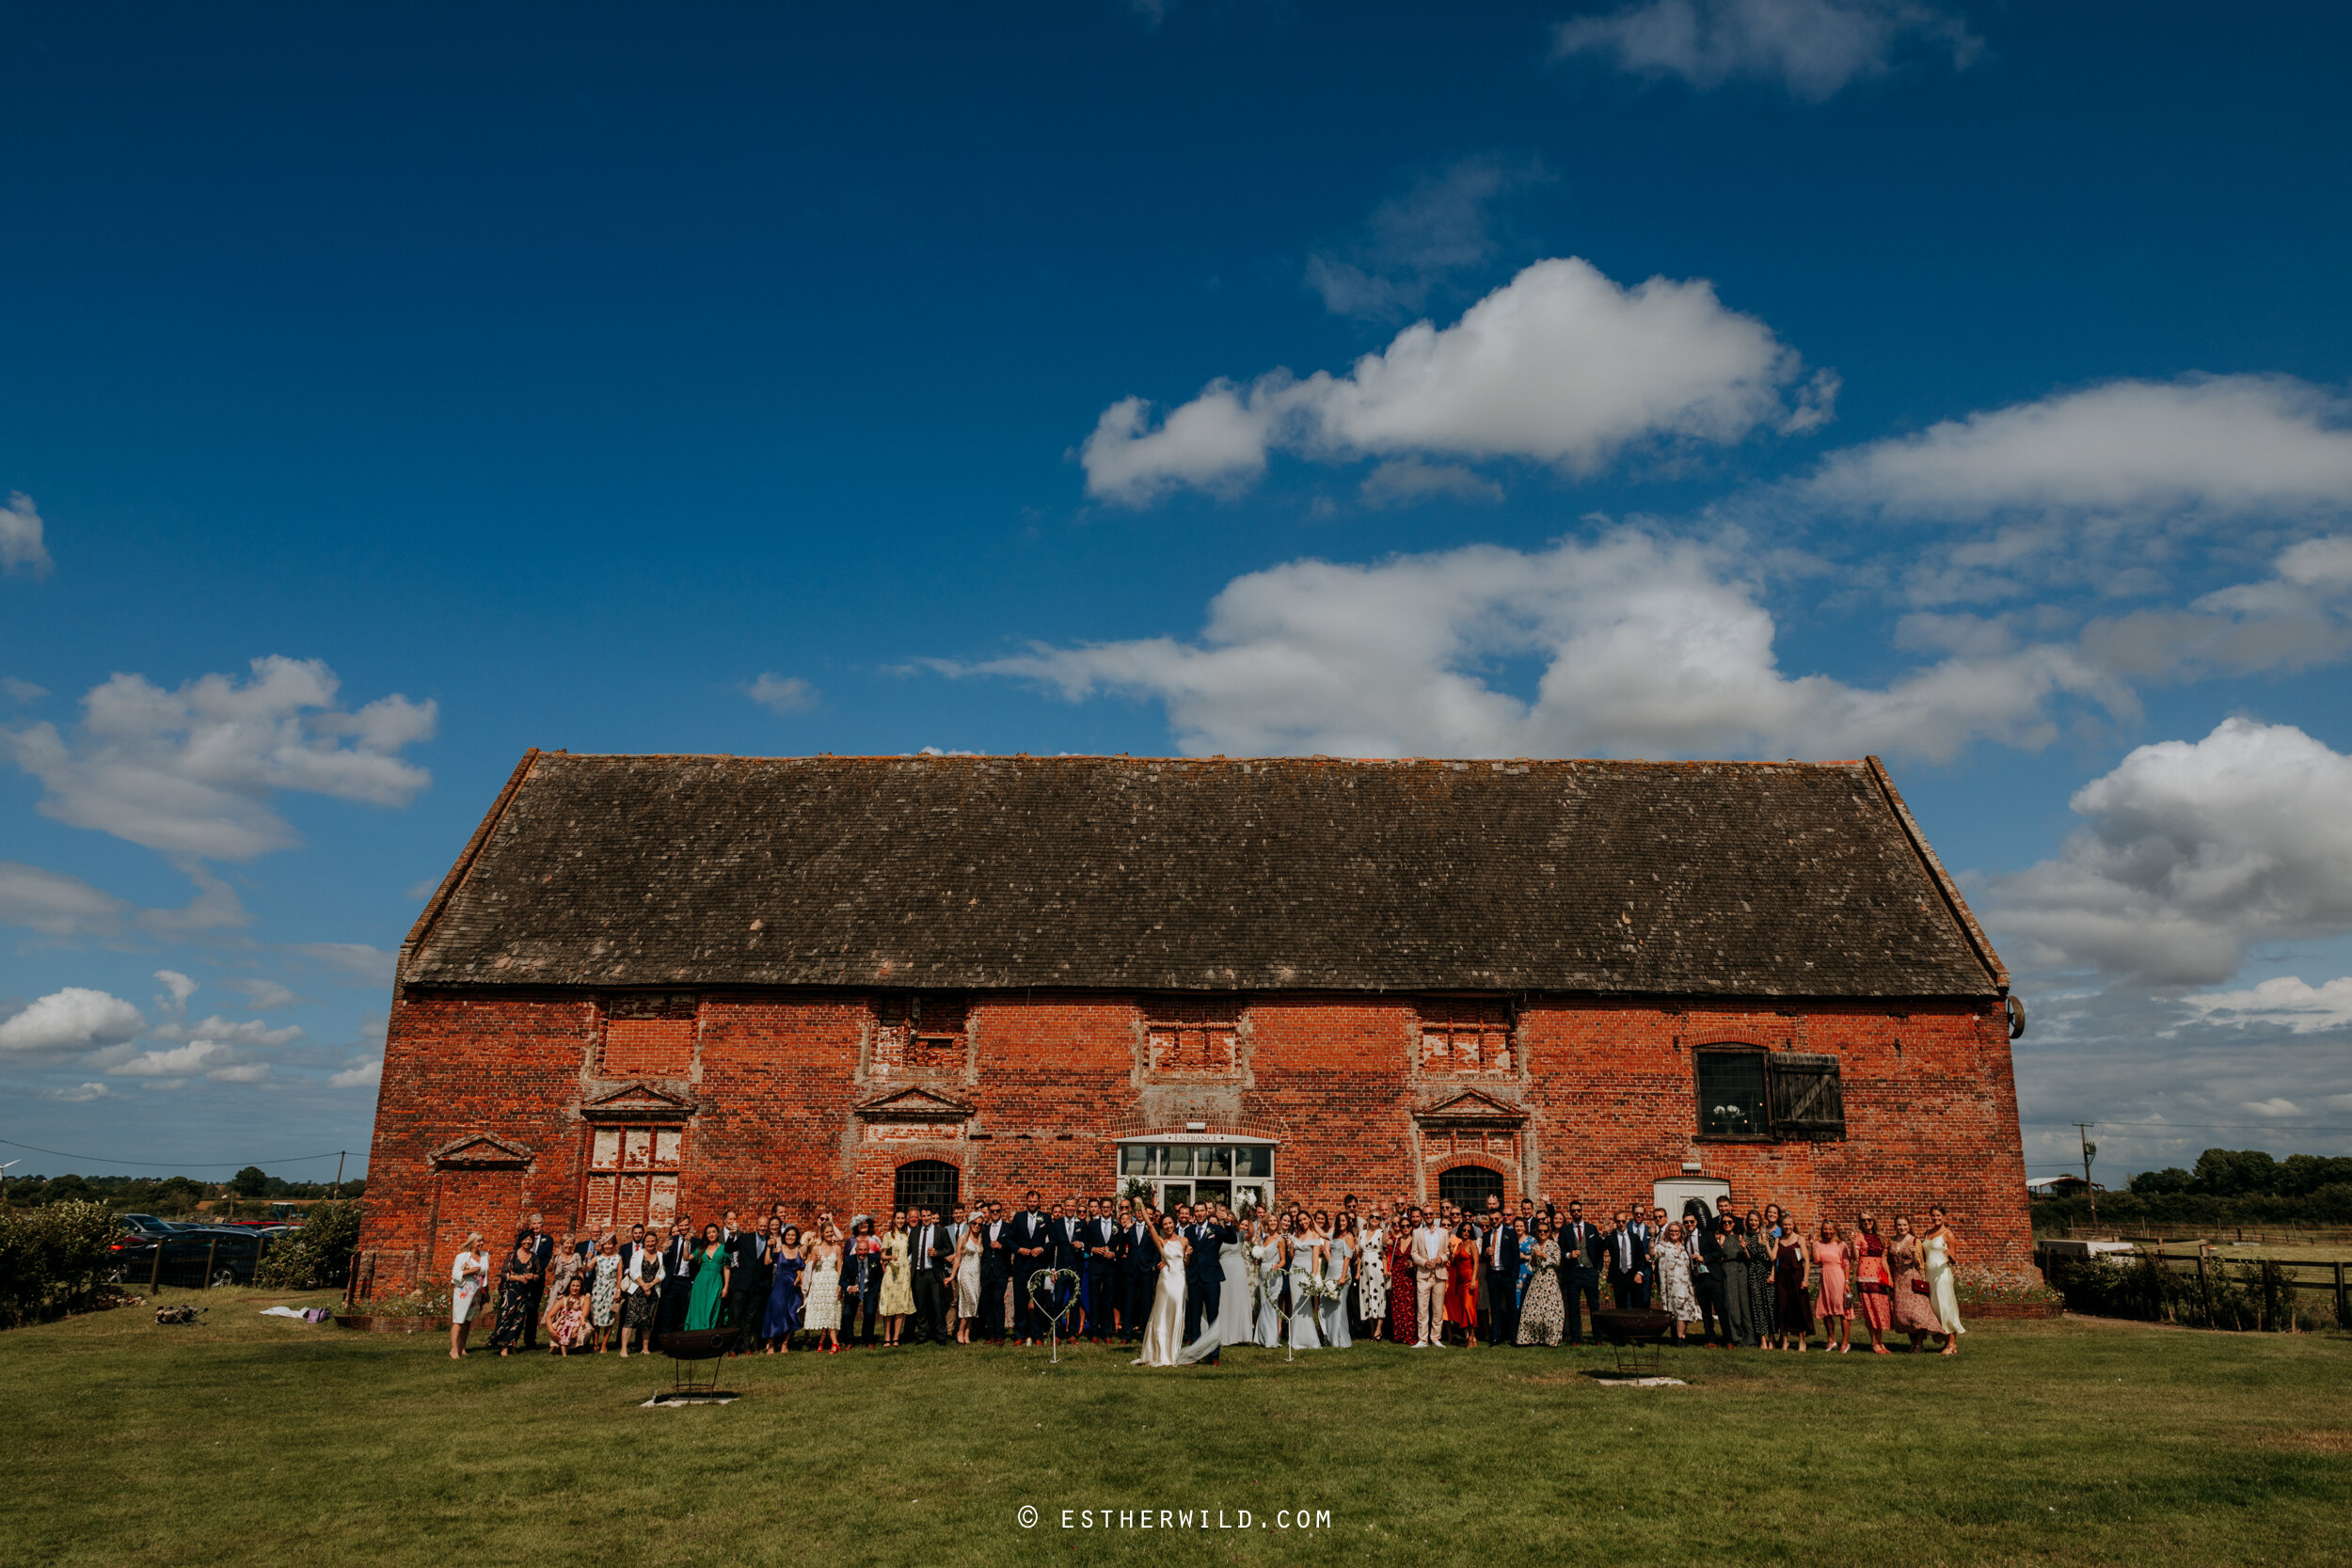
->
<box><xmin>106</xmin><ymin>1222</ymin><xmax>277</xmax><ymax>1289</ymax></box>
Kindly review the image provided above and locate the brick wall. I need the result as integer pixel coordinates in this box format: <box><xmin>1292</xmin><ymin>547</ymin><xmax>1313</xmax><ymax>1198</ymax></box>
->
<box><xmin>358</xmin><ymin>988</ymin><xmax>2031</xmax><ymax>1291</ymax></box>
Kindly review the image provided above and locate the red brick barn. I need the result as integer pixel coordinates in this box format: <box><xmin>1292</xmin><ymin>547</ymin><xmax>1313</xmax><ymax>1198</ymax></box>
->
<box><xmin>353</xmin><ymin>752</ymin><xmax>2033</xmax><ymax>1293</ymax></box>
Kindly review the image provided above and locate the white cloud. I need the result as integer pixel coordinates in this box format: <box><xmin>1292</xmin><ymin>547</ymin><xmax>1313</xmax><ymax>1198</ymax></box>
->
<box><xmin>2182</xmin><ymin>975</ymin><xmax>2352</xmax><ymax>1035</ymax></box>
<box><xmin>286</xmin><ymin>942</ymin><xmax>397</xmax><ymax>986</ymax></box>
<box><xmin>2240</xmin><ymin>1097</ymin><xmax>2304</xmax><ymax>1117</ymax></box>
<box><xmin>1307</xmin><ymin>155</ymin><xmax>1548</xmax><ymax>321</ymax></box>
<box><xmin>1555</xmin><ymin>0</ymin><xmax>1979</xmax><ymax>103</ymax></box>
<box><xmin>1081</xmin><ymin>258</ymin><xmax>1831</xmax><ymax>504</ymax></box>
<box><xmin>2075</xmin><ymin>534</ymin><xmax>2352</xmax><ymax>683</ymax></box>
<box><xmin>744</xmin><ymin>673</ymin><xmax>821</xmax><ymax>716</ymax></box>
<box><xmin>1989</xmin><ymin>719</ymin><xmax>2352</xmax><ymax>986</ymax></box>
<box><xmin>154</xmin><ymin>970</ymin><xmax>199</xmax><ymax>1010</ymax></box>
<box><xmin>106</xmin><ymin>1040</ymin><xmax>232</xmax><ymax>1077</ymax></box>
<box><xmin>149</xmin><ymin>1014</ymin><xmax>303</xmax><ymax>1049</ymax></box>
<box><xmin>44</xmin><ymin>1083</ymin><xmax>112</xmax><ymax>1103</ymax></box>
<box><xmin>205</xmin><ymin>1061</ymin><xmax>272</xmax><ymax>1084</ymax></box>
<box><xmin>0</xmin><ymin>862</ymin><xmax>131</xmax><ymax>938</ymax></box>
<box><xmin>0</xmin><ymin>492</ymin><xmax>52</xmax><ymax>576</ymax></box>
<box><xmin>0</xmin><ymin>862</ymin><xmax>251</xmax><ymax>943</ymax></box>
<box><xmin>221</xmin><ymin>977</ymin><xmax>297</xmax><ymax>1011</ymax></box>
<box><xmin>2</xmin><ymin>676</ymin><xmax>46</xmax><ymax>704</ymax></box>
<box><xmin>960</xmin><ymin>530</ymin><xmax>2119</xmax><ymax>761</ymax></box>
<box><xmin>328</xmin><ymin>1055</ymin><xmax>383</xmax><ymax>1090</ymax></box>
<box><xmin>2</xmin><ymin>656</ymin><xmax>436</xmax><ymax>861</ymax></box>
<box><xmin>1359</xmin><ymin>460</ymin><xmax>1506</xmax><ymax>509</ymax></box>
<box><xmin>0</xmin><ymin>987</ymin><xmax>147</xmax><ymax>1057</ymax></box>
<box><xmin>1805</xmin><ymin>376</ymin><xmax>2352</xmax><ymax>524</ymax></box>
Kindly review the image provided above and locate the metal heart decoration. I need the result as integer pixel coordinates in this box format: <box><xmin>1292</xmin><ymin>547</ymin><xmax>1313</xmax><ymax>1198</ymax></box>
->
<box><xmin>1025</xmin><ymin>1267</ymin><xmax>1082</xmax><ymax>1333</ymax></box>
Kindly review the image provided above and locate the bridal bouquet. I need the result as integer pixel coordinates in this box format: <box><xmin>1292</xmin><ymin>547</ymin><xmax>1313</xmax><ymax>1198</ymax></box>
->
<box><xmin>1299</xmin><ymin>1275</ymin><xmax>1346</xmax><ymax>1306</ymax></box>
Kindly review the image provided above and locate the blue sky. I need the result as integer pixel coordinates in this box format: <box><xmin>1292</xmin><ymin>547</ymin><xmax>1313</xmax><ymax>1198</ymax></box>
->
<box><xmin>5</xmin><ymin>1</ymin><xmax>2351</xmax><ymax>1185</ymax></box>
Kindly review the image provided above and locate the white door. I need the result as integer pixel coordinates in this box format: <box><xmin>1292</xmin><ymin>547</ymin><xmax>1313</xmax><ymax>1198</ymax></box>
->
<box><xmin>1653</xmin><ymin>1177</ymin><xmax>1731</xmax><ymax>1224</ymax></box>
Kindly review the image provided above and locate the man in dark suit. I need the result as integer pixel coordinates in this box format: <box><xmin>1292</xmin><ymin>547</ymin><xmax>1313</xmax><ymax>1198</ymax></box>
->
<box><xmin>1560</xmin><ymin>1201</ymin><xmax>1603</xmax><ymax>1345</ymax></box>
<box><xmin>1033</xmin><ymin>1201</ymin><xmax>1075</xmax><ymax>1338</ymax></box>
<box><xmin>1606</xmin><ymin>1208</ymin><xmax>1650</xmax><ymax>1309</ymax></box>
<box><xmin>1079</xmin><ymin>1197</ymin><xmax>1120</xmax><ymax>1342</ymax></box>
<box><xmin>911</xmin><ymin>1209</ymin><xmax>954</xmax><ymax>1345</ymax></box>
<box><xmin>977</xmin><ymin>1200</ymin><xmax>1011</xmax><ymax>1345</ymax></box>
<box><xmin>1183</xmin><ymin>1204</ymin><xmax>1233</xmax><ymax>1362</ymax></box>
<box><xmin>520</xmin><ymin>1213</ymin><xmax>553</xmax><ymax>1349</ymax></box>
<box><xmin>723</xmin><ymin>1209</ymin><xmax>764</xmax><ymax>1350</ymax></box>
<box><xmin>653</xmin><ymin>1219</ymin><xmax>696</xmax><ymax>1341</ymax></box>
<box><xmin>1119</xmin><ymin>1199</ymin><xmax>1156</xmax><ymax>1343</ymax></box>
<box><xmin>1008</xmin><ymin>1190</ymin><xmax>1053</xmax><ymax>1345</ymax></box>
<box><xmin>1480</xmin><ymin>1210</ymin><xmax>1519</xmax><ymax>1347</ymax></box>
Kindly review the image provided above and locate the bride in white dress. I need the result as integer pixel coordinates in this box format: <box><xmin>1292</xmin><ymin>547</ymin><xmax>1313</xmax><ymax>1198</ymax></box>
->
<box><xmin>1133</xmin><ymin>1214</ymin><xmax>1189</xmax><ymax>1368</ymax></box>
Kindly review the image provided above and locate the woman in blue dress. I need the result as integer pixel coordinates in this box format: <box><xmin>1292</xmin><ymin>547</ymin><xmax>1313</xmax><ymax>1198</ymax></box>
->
<box><xmin>763</xmin><ymin>1224</ymin><xmax>805</xmax><ymax>1353</ymax></box>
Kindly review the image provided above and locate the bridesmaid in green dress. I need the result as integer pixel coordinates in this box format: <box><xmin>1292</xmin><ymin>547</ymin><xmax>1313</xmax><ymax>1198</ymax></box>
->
<box><xmin>684</xmin><ymin>1223</ymin><xmax>731</xmax><ymax>1330</ymax></box>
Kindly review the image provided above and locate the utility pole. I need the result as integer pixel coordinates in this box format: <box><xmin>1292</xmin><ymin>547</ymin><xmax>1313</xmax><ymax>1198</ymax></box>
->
<box><xmin>2074</xmin><ymin>1123</ymin><xmax>2098</xmax><ymax>1231</ymax></box>
<box><xmin>332</xmin><ymin>1150</ymin><xmax>346</xmax><ymax>1200</ymax></box>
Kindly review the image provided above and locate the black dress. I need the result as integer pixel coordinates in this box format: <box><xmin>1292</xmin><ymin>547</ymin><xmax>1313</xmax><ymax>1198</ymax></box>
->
<box><xmin>490</xmin><ymin>1261</ymin><xmax>538</xmax><ymax>1349</ymax></box>
<box><xmin>1772</xmin><ymin>1243</ymin><xmax>1810</xmax><ymax>1335</ymax></box>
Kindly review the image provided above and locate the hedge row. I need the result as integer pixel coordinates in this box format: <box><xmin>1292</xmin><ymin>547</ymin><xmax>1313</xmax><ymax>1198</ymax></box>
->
<box><xmin>0</xmin><ymin>1201</ymin><xmax>124</xmax><ymax>1328</ymax></box>
<box><xmin>252</xmin><ymin>1201</ymin><xmax>363</xmax><ymax>1291</ymax></box>
<box><xmin>2032</xmin><ymin>1184</ymin><xmax>2352</xmax><ymax>1231</ymax></box>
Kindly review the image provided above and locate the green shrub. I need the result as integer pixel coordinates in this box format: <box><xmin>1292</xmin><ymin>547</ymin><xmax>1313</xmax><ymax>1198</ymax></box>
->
<box><xmin>253</xmin><ymin>1200</ymin><xmax>364</xmax><ymax>1291</ymax></box>
<box><xmin>0</xmin><ymin>1201</ymin><xmax>126</xmax><ymax>1327</ymax></box>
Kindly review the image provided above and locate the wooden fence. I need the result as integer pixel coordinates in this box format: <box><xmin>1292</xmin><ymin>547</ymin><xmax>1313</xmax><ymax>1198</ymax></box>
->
<box><xmin>2039</xmin><ymin>1221</ymin><xmax>2352</xmax><ymax>1246</ymax></box>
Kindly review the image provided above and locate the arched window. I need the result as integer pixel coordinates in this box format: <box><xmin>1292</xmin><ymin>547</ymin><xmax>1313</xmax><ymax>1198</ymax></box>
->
<box><xmin>1438</xmin><ymin>1164</ymin><xmax>1502</xmax><ymax>1213</ymax></box>
<box><xmin>894</xmin><ymin>1159</ymin><xmax>961</xmax><ymax>1218</ymax></box>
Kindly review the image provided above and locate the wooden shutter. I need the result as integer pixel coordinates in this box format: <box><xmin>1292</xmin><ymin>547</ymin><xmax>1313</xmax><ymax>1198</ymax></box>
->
<box><xmin>1767</xmin><ymin>1053</ymin><xmax>1847</xmax><ymax>1141</ymax></box>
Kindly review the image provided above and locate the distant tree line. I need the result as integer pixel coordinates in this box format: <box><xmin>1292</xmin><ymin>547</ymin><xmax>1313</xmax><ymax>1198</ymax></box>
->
<box><xmin>2036</xmin><ymin>1148</ymin><xmax>2352</xmax><ymax>1230</ymax></box>
<box><xmin>2</xmin><ymin>1169</ymin><xmax>365</xmax><ymax>1212</ymax></box>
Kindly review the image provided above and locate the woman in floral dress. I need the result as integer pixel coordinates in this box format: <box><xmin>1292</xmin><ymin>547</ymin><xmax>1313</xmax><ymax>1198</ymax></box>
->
<box><xmin>588</xmin><ymin>1236</ymin><xmax>622</xmax><ymax>1351</ymax></box>
<box><xmin>1655</xmin><ymin>1221</ymin><xmax>1701</xmax><ymax>1343</ymax></box>
<box><xmin>544</xmin><ymin>1275</ymin><xmax>593</xmax><ymax>1355</ymax></box>
<box><xmin>1356</xmin><ymin>1215</ymin><xmax>1389</xmax><ymax>1338</ymax></box>
<box><xmin>1887</xmin><ymin>1215</ymin><xmax>1940</xmax><ymax>1351</ymax></box>
<box><xmin>1515</xmin><ymin>1221</ymin><xmax>1565</xmax><ymax>1346</ymax></box>
<box><xmin>489</xmin><ymin>1240</ymin><xmax>540</xmax><ymax>1356</ymax></box>
<box><xmin>879</xmin><ymin>1212</ymin><xmax>914</xmax><ymax>1347</ymax></box>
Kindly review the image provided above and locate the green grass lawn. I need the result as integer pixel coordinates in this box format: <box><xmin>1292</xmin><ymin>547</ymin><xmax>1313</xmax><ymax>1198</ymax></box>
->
<box><xmin>5</xmin><ymin>1288</ymin><xmax>2348</xmax><ymax>1567</ymax></box>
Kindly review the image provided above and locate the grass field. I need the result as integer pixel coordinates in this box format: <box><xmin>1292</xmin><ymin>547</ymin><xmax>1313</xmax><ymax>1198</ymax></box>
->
<box><xmin>5</xmin><ymin>1288</ymin><xmax>2349</xmax><ymax>1567</ymax></box>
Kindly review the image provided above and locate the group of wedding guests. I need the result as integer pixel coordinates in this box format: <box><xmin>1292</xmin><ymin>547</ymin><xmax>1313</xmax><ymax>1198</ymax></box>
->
<box><xmin>442</xmin><ymin>1187</ymin><xmax>1971</xmax><ymax>1360</ymax></box>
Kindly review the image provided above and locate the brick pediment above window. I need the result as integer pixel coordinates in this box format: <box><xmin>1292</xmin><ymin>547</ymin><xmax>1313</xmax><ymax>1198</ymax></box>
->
<box><xmin>427</xmin><ymin>1132</ymin><xmax>532</xmax><ymax>1170</ymax></box>
<box><xmin>1411</xmin><ymin>1088</ymin><xmax>1529</xmax><ymax>1129</ymax></box>
<box><xmin>580</xmin><ymin>1084</ymin><xmax>696</xmax><ymax>1123</ymax></box>
<box><xmin>853</xmin><ymin>1086</ymin><xmax>976</xmax><ymax>1124</ymax></box>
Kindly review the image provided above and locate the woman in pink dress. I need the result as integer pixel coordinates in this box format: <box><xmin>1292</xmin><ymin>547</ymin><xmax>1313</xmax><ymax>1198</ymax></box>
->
<box><xmin>1811</xmin><ymin>1219</ymin><xmax>1852</xmax><ymax>1353</ymax></box>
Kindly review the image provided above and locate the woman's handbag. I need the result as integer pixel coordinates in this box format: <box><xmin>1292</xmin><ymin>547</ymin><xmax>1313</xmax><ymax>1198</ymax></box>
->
<box><xmin>1909</xmin><ymin>1277</ymin><xmax>1931</xmax><ymax>1295</ymax></box>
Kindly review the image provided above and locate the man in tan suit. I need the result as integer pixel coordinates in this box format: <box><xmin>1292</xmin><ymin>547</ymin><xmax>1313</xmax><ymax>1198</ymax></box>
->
<box><xmin>1409</xmin><ymin>1206</ymin><xmax>1450</xmax><ymax>1348</ymax></box>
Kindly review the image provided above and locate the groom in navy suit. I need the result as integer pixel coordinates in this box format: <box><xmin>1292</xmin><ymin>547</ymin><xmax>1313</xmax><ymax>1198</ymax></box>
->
<box><xmin>1182</xmin><ymin>1202</ymin><xmax>1235</xmax><ymax>1364</ymax></box>
<box><xmin>1119</xmin><ymin>1199</ymin><xmax>1157</xmax><ymax>1343</ymax></box>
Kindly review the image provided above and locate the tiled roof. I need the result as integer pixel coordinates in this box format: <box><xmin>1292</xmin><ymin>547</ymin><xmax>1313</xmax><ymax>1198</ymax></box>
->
<box><xmin>399</xmin><ymin>752</ymin><xmax>2005</xmax><ymax>998</ymax></box>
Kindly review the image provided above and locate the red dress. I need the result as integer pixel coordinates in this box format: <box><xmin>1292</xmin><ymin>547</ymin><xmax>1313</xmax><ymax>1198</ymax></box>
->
<box><xmin>1445</xmin><ymin>1241</ymin><xmax>1478</xmax><ymax>1326</ymax></box>
<box><xmin>1388</xmin><ymin>1235</ymin><xmax>1417</xmax><ymax>1342</ymax></box>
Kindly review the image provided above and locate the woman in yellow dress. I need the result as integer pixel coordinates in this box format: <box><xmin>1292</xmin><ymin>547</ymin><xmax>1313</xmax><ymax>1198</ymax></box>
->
<box><xmin>879</xmin><ymin>1209</ymin><xmax>915</xmax><ymax>1347</ymax></box>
